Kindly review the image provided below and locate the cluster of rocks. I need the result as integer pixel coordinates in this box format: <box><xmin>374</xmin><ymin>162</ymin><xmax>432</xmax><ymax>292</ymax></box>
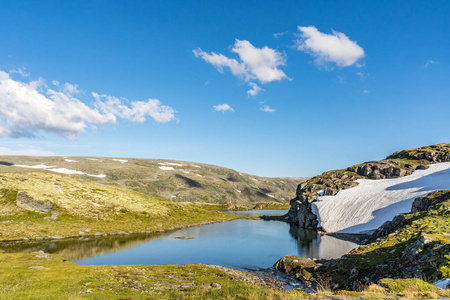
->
<box><xmin>288</xmin><ymin>143</ymin><xmax>450</xmax><ymax>229</ymax></box>
<box><xmin>276</xmin><ymin>190</ymin><xmax>450</xmax><ymax>291</ymax></box>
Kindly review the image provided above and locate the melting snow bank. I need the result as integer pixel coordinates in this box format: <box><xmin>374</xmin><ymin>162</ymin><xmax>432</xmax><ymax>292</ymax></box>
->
<box><xmin>434</xmin><ymin>278</ymin><xmax>450</xmax><ymax>289</ymax></box>
<box><xmin>159</xmin><ymin>166</ymin><xmax>175</xmax><ymax>171</ymax></box>
<box><xmin>49</xmin><ymin>168</ymin><xmax>106</xmax><ymax>178</ymax></box>
<box><xmin>13</xmin><ymin>164</ymin><xmax>106</xmax><ymax>178</ymax></box>
<box><xmin>313</xmin><ymin>162</ymin><xmax>450</xmax><ymax>233</ymax></box>
<box><xmin>112</xmin><ymin>159</ymin><xmax>128</xmax><ymax>164</ymax></box>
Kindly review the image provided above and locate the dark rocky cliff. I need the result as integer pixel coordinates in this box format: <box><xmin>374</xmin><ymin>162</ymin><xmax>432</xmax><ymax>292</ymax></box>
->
<box><xmin>288</xmin><ymin>143</ymin><xmax>450</xmax><ymax>229</ymax></box>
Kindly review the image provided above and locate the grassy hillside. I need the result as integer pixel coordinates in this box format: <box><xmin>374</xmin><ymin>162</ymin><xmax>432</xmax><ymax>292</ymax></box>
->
<box><xmin>0</xmin><ymin>156</ymin><xmax>305</xmax><ymax>206</ymax></box>
<box><xmin>0</xmin><ymin>171</ymin><xmax>243</xmax><ymax>241</ymax></box>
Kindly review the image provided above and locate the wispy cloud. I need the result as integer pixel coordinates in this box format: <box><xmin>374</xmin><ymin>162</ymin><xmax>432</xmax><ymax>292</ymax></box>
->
<box><xmin>213</xmin><ymin>104</ymin><xmax>234</xmax><ymax>113</ymax></box>
<box><xmin>194</xmin><ymin>39</ymin><xmax>289</xmax><ymax>97</ymax></box>
<box><xmin>247</xmin><ymin>82</ymin><xmax>263</xmax><ymax>97</ymax></box>
<box><xmin>295</xmin><ymin>26</ymin><xmax>365</xmax><ymax>67</ymax></box>
<box><xmin>260</xmin><ymin>105</ymin><xmax>276</xmax><ymax>113</ymax></box>
<box><xmin>424</xmin><ymin>60</ymin><xmax>439</xmax><ymax>68</ymax></box>
<box><xmin>273</xmin><ymin>31</ymin><xmax>288</xmax><ymax>38</ymax></box>
<box><xmin>362</xmin><ymin>90</ymin><xmax>369</xmax><ymax>94</ymax></box>
<box><xmin>0</xmin><ymin>70</ymin><xmax>175</xmax><ymax>140</ymax></box>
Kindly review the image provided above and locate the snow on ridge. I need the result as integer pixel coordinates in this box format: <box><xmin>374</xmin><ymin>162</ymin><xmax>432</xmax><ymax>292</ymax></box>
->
<box><xmin>313</xmin><ymin>162</ymin><xmax>450</xmax><ymax>234</ymax></box>
<box><xmin>49</xmin><ymin>168</ymin><xmax>106</xmax><ymax>178</ymax></box>
<box><xmin>112</xmin><ymin>159</ymin><xmax>128</xmax><ymax>164</ymax></box>
<box><xmin>64</xmin><ymin>159</ymin><xmax>79</xmax><ymax>162</ymax></box>
<box><xmin>13</xmin><ymin>164</ymin><xmax>106</xmax><ymax>178</ymax></box>
<box><xmin>267</xmin><ymin>194</ymin><xmax>275</xmax><ymax>198</ymax></box>
<box><xmin>88</xmin><ymin>158</ymin><xmax>100</xmax><ymax>161</ymax></box>
<box><xmin>159</xmin><ymin>162</ymin><xmax>183</xmax><ymax>167</ymax></box>
<box><xmin>159</xmin><ymin>166</ymin><xmax>175</xmax><ymax>171</ymax></box>
<box><xmin>13</xmin><ymin>164</ymin><xmax>55</xmax><ymax>169</ymax></box>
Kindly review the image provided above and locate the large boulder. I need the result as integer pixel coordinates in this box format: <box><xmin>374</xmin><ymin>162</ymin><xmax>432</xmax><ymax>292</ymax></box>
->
<box><xmin>16</xmin><ymin>192</ymin><xmax>53</xmax><ymax>214</ymax></box>
<box><xmin>273</xmin><ymin>255</ymin><xmax>317</xmax><ymax>281</ymax></box>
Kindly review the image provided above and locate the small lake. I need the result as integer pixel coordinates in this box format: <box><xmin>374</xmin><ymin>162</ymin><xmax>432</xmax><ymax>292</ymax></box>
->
<box><xmin>0</xmin><ymin>210</ymin><xmax>359</xmax><ymax>270</ymax></box>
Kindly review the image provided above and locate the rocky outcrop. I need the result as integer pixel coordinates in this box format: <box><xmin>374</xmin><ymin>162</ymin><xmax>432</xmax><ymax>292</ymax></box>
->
<box><xmin>273</xmin><ymin>255</ymin><xmax>317</xmax><ymax>282</ymax></box>
<box><xmin>277</xmin><ymin>190</ymin><xmax>450</xmax><ymax>291</ymax></box>
<box><xmin>366</xmin><ymin>214</ymin><xmax>407</xmax><ymax>243</ymax></box>
<box><xmin>411</xmin><ymin>190</ymin><xmax>450</xmax><ymax>213</ymax></box>
<box><xmin>288</xmin><ymin>143</ymin><xmax>450</xmax><ymax>229</ymax></box>
<box><xmin>15</xmin><ymin>192</ymin><xmax>53</xmax><ymax>214</ymax></box>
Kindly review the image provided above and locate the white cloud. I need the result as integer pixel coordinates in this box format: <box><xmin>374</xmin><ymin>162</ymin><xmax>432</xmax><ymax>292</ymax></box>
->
<box><xmin>424</xmin><ymin>60</ymin><xmax>439</xmax><ymax>68</ymax></box>
<box><xmin>362</xmin><ymin>90</ymin><xmax>369</xmax><ymax>94</ymax></box>
<box><xmin>247</xmin><ymin>83</ymin><xmax>263</xmax><ymax>97</ymax></box>
<box><xmin>93</xmin><ymin>93</ymin><xmax>175</xmax><ymax>123</ymax></box>
<box><xmin>356</xmin><ymin>71</ymin><xmax>368</xmax><ymax>80</ymax></box>
<box><xmin>0</xmin><ymin>71</ymin><xmax>175</xmax><ymax>140</ymax></box>
<box><xmin>9</xmin><ymin>68</ymin><xmax>30</xmax><ymax>77</ymax></box>
<box><xmin>194</xmin><ymin>39</ymin><xmax>289</xmax><ymax>84</ymax></box>
<box><xmin>273</xmin><ymin>31</ymin><xmax>288</xmax><ymax>39</ymax></box>
<box><xmin>213</xmin><ymin>104</ymin><xmax>234</xmax><ymax>113</ymax></box>
<box><xmin>52</xmin><ymin>80</ymin><xmax>60</xmax><ymax>86</ymax></box>
<box><xmin>296</xmin><ymin>26</ymin><xmax>365</xmax><ymax>67</ymax></box>
<box><xmin>0</xmin><ymin>146</ymin><xmax>55</xmax><ymax>156</ymax></box>
<box><xmin>260</xmin><ymin>105</ymin><xmax>276</xmax><ymax>113</ymax></box>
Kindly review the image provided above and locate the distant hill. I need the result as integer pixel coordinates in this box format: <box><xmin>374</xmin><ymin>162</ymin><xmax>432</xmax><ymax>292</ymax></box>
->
<box><xmin>0</xmin><ymin>156</ymin><xmax>306</xmax><ymax>206</ymax></box>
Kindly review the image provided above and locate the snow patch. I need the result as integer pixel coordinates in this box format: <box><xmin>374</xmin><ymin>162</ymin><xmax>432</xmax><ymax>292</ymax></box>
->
<box><xmin>88</xmin><ymin>158</ymin><xmax>100</xmax><ymax>161</ymax></box>
<box><xmin>47</xmin><ymin>168</ymin><xmax>106</xmax><ymax>178</ymax></box>
<box><xmin>171</xmin><ymin>195</ymin><xmax>177</xmax><ymax>198</ymax></box>
<box><xmin>159</xmin><ymin>162</ymin><xmax>183</xmax><ymax>167</ymax></box>
<box><xmin>64</xmin><ymin>159</ymin><xmax>79</xmax><ymax>162</ymax></box>
<box><xmin>14</xmin><ymin>164</ymin><xmax>106</xmax><ymax>178</ymax></box>
<box><xmin>112</xmin><ymin>159</ymin><xmax>128</xmax><ymax>164</ymax></box>
<box><xmin>251</xmin><ymin>178</ymin><xmax>259</xmax><ymax>182</ymax></box>
<box><xmin>182</xmin><ymin>170</ymin><xmax>190</xmax><ymax>174</ymax></box>
<box><xmin>237</xmin><ymin>190</ymin><xmax>241</xmax><ymax>193</ymax></box>
<box><xmin>314</xmin><ymin>162</ymin><xmax>450</xmax><ymax>233</ymax></box>
<box><xmin>13</xmin><ymin>164</ymin><xmax>55</xmax><ymax>169</ymax></box>
<box><xmin>317</xmin><ymin>189</ymin><xmax>325</xmax><ymax>196</ymax></box>
<box><xmin>196</xmin><ymin>174</ymin><xmax>203</xmax><ymax>177</ymax></box>
<box><xmin>159</xmin><ymin>166</ymin><xmax>175</xmax><ymax>171</ymax></box>
<box><xmin>434</xmin><ymin>278</ymin><xmax>450</xmax><ymax>289</ymax></box>
<box><xmin>191</xmin><ymin>165</ymin><xmax>201</xmax><ymax>168</ymax></box>
<box><xmin>267</xmin><ymin>194</ymin><xmax>275</xmax><ymax>198</ymax></box>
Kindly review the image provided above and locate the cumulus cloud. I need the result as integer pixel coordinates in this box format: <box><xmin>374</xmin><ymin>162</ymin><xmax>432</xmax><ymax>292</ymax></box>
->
<box><xmin>247</xmin><ymin>83</ymin><xmax>263</xmax><ymax>97</ymax></box>
<box><xmin>93</xmin><ymin>93</ymin><xmax>175</xmax><ymax>123</ymax></box>
<box><xmin>213</xmin><ymin>104</ymin><xmax>234</xmax><ymax>113</ymax></box>
<box><xmin>0</xmin><ymin>71</ymin><xmax>175</xmax><ymax>140</ymax></box>
<box><xmin>296</xmin><ymin>26</ymin><xmax>365</xmax><ymax>67</ymax></box>
<box><xmin>260</xmin><ymin>105</ymin><xmax>276</xmax><ymax>113</ymax></box>
<box><xmin>194</xmin><ymin>39</ymin><xmax>289</xmax><ymax>84</ymax></box>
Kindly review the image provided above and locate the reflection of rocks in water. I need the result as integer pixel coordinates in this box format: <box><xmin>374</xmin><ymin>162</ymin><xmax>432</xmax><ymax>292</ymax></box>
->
<box><xmin>0</xmin><ymin>232</ymin><xmax>166</xmax><ymax>261</ymax></box>
<box><xmin>288</xmin><ymin>225</ymin><xmax>359</xmax><ymax>259</ymax></box>
<box><xmin>288</xmin><ymin>225</ymin><xmax>320</xmax><ymax>259</ymax></box>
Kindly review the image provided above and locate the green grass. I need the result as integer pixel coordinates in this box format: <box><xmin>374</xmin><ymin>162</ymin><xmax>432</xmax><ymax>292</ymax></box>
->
<box><xmin>0</xmin><ymin>252</ymin><xmax>287</xmax><ymax>300</ymax></box>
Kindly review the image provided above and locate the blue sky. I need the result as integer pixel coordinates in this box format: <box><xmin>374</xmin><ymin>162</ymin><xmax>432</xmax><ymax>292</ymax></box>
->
<box><xmin>0</xmin><ymin>1</ymin><xmax>449</xmax><ymax>177</ymax></box>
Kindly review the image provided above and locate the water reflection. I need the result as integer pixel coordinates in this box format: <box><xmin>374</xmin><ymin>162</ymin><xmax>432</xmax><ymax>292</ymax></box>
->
<box><xmin>0</xmin><ymin>232</ymin><xmax>167</xmax><ymax>261</ymax></box>
<box><xmin>0</xmin><ymin>219</ymin><xmax>359</xmax><ymax>269</ymax></box>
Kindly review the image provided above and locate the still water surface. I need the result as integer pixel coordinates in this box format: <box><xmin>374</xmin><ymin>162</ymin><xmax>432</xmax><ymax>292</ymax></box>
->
<box><xmin>0</xmin><ymin>210</ymin><xmax>359</xmax><ymax>270</ymax></box>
